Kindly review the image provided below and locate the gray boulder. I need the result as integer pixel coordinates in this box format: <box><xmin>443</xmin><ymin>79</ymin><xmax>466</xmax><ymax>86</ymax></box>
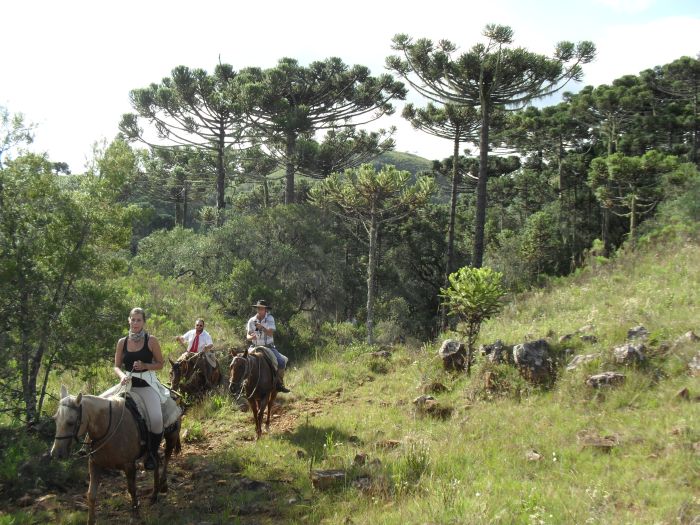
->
<box><xmin>566</xmin><ymin>353</ymin><xmax>601</xmax><ymax>371</ymax></box>
<box><xmin>586</xmin><ymin>372</ymin><xmax>625</xmax><ymax>388</ymax></box>
<box><xmin>512</xmin><ymin>339</ymin><xmax>554</xmax><ymax>384</ymax></box>
<box><xmin>627</xmin><ymin>325</ymin><xmax>649</xmax><ymax>340</ymax></box>
<box><xmin>480</xmin><ymin>339</ymin><xmax>514</xmax><ymax>364</ymax></box>
<box><xmin>613</xmin><ymin>343</ymin><xmax>645</xmax><ymax>364</ymax></box>
<box><xmin>438</xmin><ymin>339</ymin><xmax>467</xmax><ymax>371</ymax></box>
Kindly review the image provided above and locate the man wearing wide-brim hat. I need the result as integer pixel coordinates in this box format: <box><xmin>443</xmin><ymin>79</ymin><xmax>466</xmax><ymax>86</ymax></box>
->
<box><xmin>246</xmin><ymin>300</ymin><xmax>290</xmax><ymax>393</ymax></box>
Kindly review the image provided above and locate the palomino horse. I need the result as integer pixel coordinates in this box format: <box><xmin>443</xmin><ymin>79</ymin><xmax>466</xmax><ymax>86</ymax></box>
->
<box><xmin>229</xmin><ymin>349</ymin><xmax>278</xmax><ymax>439</ymax></box>
<box><xmin>50</xmin><ymin>385</ymin><xmax>181</xmax><ymax>525</ymax></box>
<box><xmin>169</xmin><ymin>352</ymin><xmax>221</xmax><ymax>396</ymax></box>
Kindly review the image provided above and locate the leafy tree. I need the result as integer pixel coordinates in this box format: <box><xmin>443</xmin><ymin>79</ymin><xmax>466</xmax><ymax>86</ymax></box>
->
<box><xmin>402</xmin><ymin>102</ymin><xmax>481</xmax><ymax>327</ymax></box>
<box><xmin>588</xmin><ymin>151</ymin><xmax>679</xmax><ymax>249</ymax></box>
<box><xmin>388</xmin><ymin>25</ymin><xmax>595</xmax><ymax>267</ymax></box>
<box><xmin>120</xmin><ymin>64</ymin><xmax>248</xmax><ymax>215</ymax></box>
<box><xmin>643</xmin><ymin>56</ymin><xmax>700</xmax><ymax>164</ymax></box>
<box><xmin>0</xmin><ymin>152</ymin><xmax>131</xmax><ymax>425</ymax></box>
<box><xmin>311</xmin><ymin>164</ymin><xmax>435</xmax><ymax>344</ymax></box>
<box><xmin>238</xmin><ymin>57</ymin><xmax>406</xmax><ymax>204</ymax></box>
<box><xmin>0</xmin><ymin>106</ymin><xmax>35</xmax><ymax>167</ymax></box>
<box><xmin>440</xmin><ymin>266</ymin><xmax>505</xmax><ymax>374</ymax></box>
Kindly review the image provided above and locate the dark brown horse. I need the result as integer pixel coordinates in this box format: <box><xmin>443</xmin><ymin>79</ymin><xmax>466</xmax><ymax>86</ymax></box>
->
<box><xmin>169</xmin><ymin>352</ymin><xmax>221</xmax><ymax>396</ymax></box>
<box><xmin>51</xmin><ymin>385</ymin><xmax>181</xmax><ymax>525</ymax></box>
<box><xmin>228</xmin><ymin>349</ymin><xmax>278</xmax><ymax>439</ymax></box>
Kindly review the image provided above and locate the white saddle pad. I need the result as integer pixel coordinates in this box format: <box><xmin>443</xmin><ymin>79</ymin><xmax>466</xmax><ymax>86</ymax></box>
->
<box><xmin>100</xmin><ymin>384</ymin><xmax>181</xmax><ymax>431</ymax></box>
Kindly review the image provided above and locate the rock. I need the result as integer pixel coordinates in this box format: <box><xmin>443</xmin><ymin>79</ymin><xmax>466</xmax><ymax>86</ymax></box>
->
<box><xmin>577</xmin><ymin>430</ymin><xmax>619</xmax><ymax>452</ymax></box>
<box><xmin>438</xmin><ymin>339</ymin><xmax>467</xmax><ymax>371</ymax></box>
<box><xmin>690</xmin><ymin>352</ymin><xmax>700</xmax><ymax>377</ymax></box>
<box><xmin>310</xmin><ymin>469</ymin><xmax>346</xmax><ymax>490</ymax></box>
<box><xmin>296</xmin><ymin>450</ymin><xmax>306</xmax><ymax>459</ymax></box>
<box><xmin>370</xmin><ymin>350</ymin><xmax>392</xmax><ymax>359</ymax></box>
<box><xmin>577</xmin><ymin>324</ymin><xmax>595</xmax><ymax>334</ymax></box>
<box><xmin>421</xmin><ymin>381</ymin><xmax>448</xmax><ymax>394</ymax></box>
<box><xmin>512</xmin><ymin>339</ymin><xmax>554</xmax><ymax>384</ymax></box>
<box><xmin>525</xmin><ymin>449</ymin><xmax>543</xmax><ymax>461</ymax></box>
<box><xmin>586</xmin><ymin>371</ymin><xmax>625</xmax><ymax>388</ymax></box>
<box><xmin>613</xmin><ymin>343</ymin><xmax>645</xmax><ymax>364</ymax></box>
<box><xmin>579</xmin><ymin>334</ymin><xmax>598</xmax><ymax>344</ymax></box>
<box><xmin>376</xmin><ymin>439</ymin><xmax>401</xmax><ymax>449</ymax></box>
<box><xmin>415</xmin><ymin>399</ymin><xmax>453</xmax><ymax>420</ymax></box>
<box><xmin>566</xmin><ymin>353</ymin><xmax>601</xmax><ymax>371</ymax></box>
<box><xmin>413</xmin><ymin>395</ymin><xmax>436</xmax><ymax>405</ymax></box>
<box><xmin>676</xmin><ymin>331</ymin><xmax>700</xmax><ymax>344</ymax></box>
<box><xmin>353</xmin><ymin>453</ymin><xmax>367</xmax><ymax>466</ymax></box>
<box><xmin>558</xmin><ymin>333</ymin><xmax>574</xmax><ymax>343</ymax></box>
<box><xmin>676</xmin><ymin>388</ymin><xmax>690</xmax><ymax>400</ymax></box>
<box><xmin>627</xmin><ymin>325</ymin><xmax>649</xmax><ymax>340</ymax></box>
<box><xmin>480</xmin><ymin>340</ymin><xmax>513</xmax><ymax>364</ymax></box>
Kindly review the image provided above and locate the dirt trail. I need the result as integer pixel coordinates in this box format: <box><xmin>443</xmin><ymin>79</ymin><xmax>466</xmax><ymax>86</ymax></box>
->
<box><xmin>12</xmin><ymin>393</ymin><xmax>334</xmax><ymax>524</ymax></box>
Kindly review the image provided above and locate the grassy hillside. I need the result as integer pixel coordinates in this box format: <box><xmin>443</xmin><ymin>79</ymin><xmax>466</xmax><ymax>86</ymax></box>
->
<box><xmin>2</xmin><ymin>231</ymin><xmax>699</xmax><ymax>524</ymax></box>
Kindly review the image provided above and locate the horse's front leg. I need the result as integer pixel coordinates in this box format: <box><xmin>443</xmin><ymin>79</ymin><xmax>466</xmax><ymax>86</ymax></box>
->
<box><xmin>265</xmin><ymin>392</ymin><xmax>276</xmax><ymax>432</ymax></box>
<box><xmin>257</xmin><ymin>396</ymin><xmax>269</xmax><ymax>438</ymax></box>
<box><xmin>124</xmin><ymin>462</ymin><xmax>140</xmax><ymax>524</ymax></box>
<box><xmin>87</xmin><ymin>459</ymin><xmax>101</xmax><ymax>525</ymax></box>
<box><xmin>159</xmin><ymin>426</ymin><xmax>178</xmax><ymax>494</ymax></box>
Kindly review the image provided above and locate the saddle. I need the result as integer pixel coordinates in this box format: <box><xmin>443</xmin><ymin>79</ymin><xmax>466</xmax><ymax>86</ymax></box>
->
<box><xmin>100</xmin><ymin>385</ymin><xmax>182</xmax><ymax>434</ymax></box>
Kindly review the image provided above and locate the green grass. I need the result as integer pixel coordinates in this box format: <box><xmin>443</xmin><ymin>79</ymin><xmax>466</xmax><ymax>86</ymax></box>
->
<box><xmin>3</xmin><ymin>231</ymin><xmax>699</xmax><ymax>524</ymax></box>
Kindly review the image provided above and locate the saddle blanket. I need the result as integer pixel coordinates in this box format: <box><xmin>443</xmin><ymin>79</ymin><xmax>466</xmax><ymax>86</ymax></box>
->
<box><xmin>177</xmin><ymin>350</ymin><xmax>218</xmax><ymax>368</ymax></box>
<box><xmin>100</xmin><ymin>384</ymin><xmax>181</xmax><ymax>432</ymax></box>
<box><xmin>250</xmin><ymin>345</ymin><xmax>287</xmax><ymax>371</ymax></box>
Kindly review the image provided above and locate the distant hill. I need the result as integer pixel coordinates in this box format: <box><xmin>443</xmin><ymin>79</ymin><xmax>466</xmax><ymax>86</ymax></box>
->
<box><xmin>372</xmin><ymin>150</ymin><xmax>433</xmax><ymax>175</ymax></box>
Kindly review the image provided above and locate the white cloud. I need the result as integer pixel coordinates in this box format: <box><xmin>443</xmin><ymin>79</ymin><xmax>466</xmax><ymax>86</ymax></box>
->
<box><xmin>591</xmin><ymin>0</ymin><xmax>655</xmax><ymax>14</ymax></box>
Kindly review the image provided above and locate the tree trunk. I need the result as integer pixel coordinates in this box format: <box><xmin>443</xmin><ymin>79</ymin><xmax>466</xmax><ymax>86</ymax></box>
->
<box><xmin>216</xmin><ymin>123</ymin><xmax>226</xmax><ymax>218</ymax></box>
<box><xmin>366</xmin><ymin>205</ymin><xmax>379</xmax><ymax>345</ymax></box>
<box><xmin>629</xmin><ymin>195</ymin><xmax>637</xmax><ymax>250</ymax></box>
<box><xmin>441</xmin><ymin>133</ymin><xmax>461</xmax><ymax>330</ymax></box>
<box><xmin>285</xmin><ymin>133</ymin><xmax>296</xmax><ymax>205</ymax></box>
<box><xmin>183</xmin><ymin>183</ymin><xmax>189</xmax><ymax>228</ymax></box>
<box><xmin>473</xmin><ymin>103</ymin><xmax>490</xmax><ymax>268</ymax></box>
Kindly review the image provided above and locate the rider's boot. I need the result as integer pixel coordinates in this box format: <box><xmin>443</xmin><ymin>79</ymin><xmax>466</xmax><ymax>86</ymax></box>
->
<box><xmin>144</xmin><ymin>432</ymin><xmax>162</xmax><ymax>470</ymax></box>
<box><xmin>276</xmin><ymin>368</ymin><xmax>290</xmax><ymax>393</ymax></box>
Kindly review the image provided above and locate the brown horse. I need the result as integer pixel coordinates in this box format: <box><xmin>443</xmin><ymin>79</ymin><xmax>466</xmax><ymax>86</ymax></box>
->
<box><xmin>228</xmin><ymin>349</ymin><xmax>278</xmax><ymax>439</ymax></box>
<box><xmin>169</xmin><ymin>352</ymin><xmax>221</xmax><ymax>396</ymax></box>
<box><xmin>50</xmin><ymin>385</ymin><xmax>181</xmax><ymax>525</ymax></box>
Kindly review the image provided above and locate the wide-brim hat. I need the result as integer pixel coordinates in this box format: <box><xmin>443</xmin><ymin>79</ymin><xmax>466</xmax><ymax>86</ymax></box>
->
<box><xmin>251</xmin><ymin>300</ymin><xmax>271</xmax><ymax>309</ymax></box>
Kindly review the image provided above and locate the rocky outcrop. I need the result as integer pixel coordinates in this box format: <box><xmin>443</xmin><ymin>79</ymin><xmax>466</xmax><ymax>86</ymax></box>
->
<box><xmin>512</xmin><ymin>339</ymin><xmax>554</xmax><ymax>384</ymax></box>
<box><xmin>438</xmin><ymin>339</ymin><xmax>467</xmax><ymax>371</ymax></box>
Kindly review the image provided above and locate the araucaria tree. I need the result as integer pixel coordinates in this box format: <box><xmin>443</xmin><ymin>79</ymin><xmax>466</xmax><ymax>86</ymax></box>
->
<box><xmin>120</xmin><ymin>64</ymin><xmax>248</xmax><ymax>215</ymax></box>
<box><xmin>388</xmin><ymin>25</ymin><xmax>596</xmax><ymax>267</ymax></box>
<box><xmin>238</xmin><ymin>57</ymin><xmax>407</xmax><ymax>204</ymax></box>
<box><xmin>310</xmin><ymin>164</ymin><xmax>435</xmax><ymax>344</ymax></box>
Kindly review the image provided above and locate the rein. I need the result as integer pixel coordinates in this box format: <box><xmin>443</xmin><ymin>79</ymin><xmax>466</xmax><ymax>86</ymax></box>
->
<box><xmin>231</xmin><ymin>354</ymin><xmax>262</xmax><ymax>400</ymax></box>
<box><xmin>54</xmin><ymin>396</ymin><xmax>127</xmax><ymax>457</ymax></box>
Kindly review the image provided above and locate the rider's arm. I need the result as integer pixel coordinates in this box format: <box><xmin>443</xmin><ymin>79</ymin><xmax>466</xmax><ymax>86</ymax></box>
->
<box><xmin>114</xmin><ymin>338</ymin><xmax>128</xmax><ymax>383</ymax></box>
<box><xmin>146</xmin><ymin>336</ymin><xmax>164</xmax><ymax>371</ymax></box>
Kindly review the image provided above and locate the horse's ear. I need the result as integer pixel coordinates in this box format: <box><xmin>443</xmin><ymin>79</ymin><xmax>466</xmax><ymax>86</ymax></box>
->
<box><xmin>75</xmin><ymin>392</ymin><xmax>83</xmax><ymax>406</ymax></box>
<box><xmin>60</xmin><ymin>384</ymin><xmax>68</xmax><ymax>400</ymax></box>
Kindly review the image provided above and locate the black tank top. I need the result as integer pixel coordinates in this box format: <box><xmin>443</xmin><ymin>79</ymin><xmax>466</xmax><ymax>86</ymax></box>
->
<box><xmin>122</xmin><ymin>334</ymin><xmax>153</xmax><ymax>387</ymax></box>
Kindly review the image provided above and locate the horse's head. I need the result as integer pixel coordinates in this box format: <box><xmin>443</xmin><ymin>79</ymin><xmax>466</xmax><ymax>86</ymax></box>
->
<box><xmin>228</xmin><ymin>353</ymin><xmax>248</xmax><ymax>395</ymax></box>
<box><xmin>169</xmin><ymin>357</ymin><xmax>183</xmax><ymax>391</ymax></box>
<box><xmin>50</xmin><ymin>385</ymin><xmax>86</xmax><ymax>460</ymax></box>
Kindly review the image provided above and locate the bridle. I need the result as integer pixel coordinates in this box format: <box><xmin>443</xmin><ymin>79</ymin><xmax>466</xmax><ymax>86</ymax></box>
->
<box><xmin>54</xmin><ymin>397</ymin><xmax>126</xmax><ymax>456</ymax></box>
<box><xmin>229</xmin><ymin>354</ymin><xmax>261</xmax><ymax>400</ymax></box>
<box><xmin>54</xmin><ymin>402</ymin><xmax>84</xmax><ymax>445</ymax></box>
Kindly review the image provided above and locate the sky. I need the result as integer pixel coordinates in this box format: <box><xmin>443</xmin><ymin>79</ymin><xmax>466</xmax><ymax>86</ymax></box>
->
<box><xmin>2</xmin><ymin>0</ymin><xmax>699</xmax><ymax>172</ymax></box>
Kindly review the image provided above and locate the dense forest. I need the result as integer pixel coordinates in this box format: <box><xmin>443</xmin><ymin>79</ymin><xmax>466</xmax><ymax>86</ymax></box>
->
<box><xmin>1</xmin><ymin>25</ymin><xmax>699</xmax><ymax>429</ymax></box>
